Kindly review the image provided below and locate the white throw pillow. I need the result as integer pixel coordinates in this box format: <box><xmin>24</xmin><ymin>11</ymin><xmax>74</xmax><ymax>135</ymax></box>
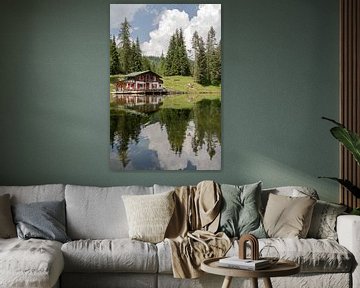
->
<box><xmin>122</xmin><ymin>191</ymin><xmax>175</xmax><ymax>243</ymax></box>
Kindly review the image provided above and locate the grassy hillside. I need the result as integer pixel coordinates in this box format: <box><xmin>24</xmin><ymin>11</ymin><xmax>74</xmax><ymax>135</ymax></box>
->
<box><xmin>162</xmin><ymin>75</ymin><xmax>221</xmax><ymax>94</ymax></box>
<box><xmin>110</xmin><ymin>74</ymin><xmax>221</xmax><ymax>94</ymax></box>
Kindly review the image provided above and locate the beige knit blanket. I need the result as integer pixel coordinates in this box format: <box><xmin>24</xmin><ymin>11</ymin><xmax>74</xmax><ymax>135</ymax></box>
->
<box><xmin>165</xmin><ymin>181</ymin><xmax>231</xmax><ymax>279</ymax></box>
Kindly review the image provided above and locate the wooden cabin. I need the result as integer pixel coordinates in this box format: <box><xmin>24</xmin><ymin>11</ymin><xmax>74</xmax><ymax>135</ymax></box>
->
<box><xmin>116</xmin><ymin>70</ymin><xmax>165</xmax><ymax>93</ymax></box>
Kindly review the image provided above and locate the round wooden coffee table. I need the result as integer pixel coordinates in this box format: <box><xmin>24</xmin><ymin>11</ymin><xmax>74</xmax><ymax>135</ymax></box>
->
<box><xmin>201</xmin><ymin>257</ymin><xmax>300</xmax><ymax>288</ymax></box>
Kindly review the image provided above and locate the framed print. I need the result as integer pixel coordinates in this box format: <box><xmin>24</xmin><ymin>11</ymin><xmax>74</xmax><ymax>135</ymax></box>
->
<box><xmin>110</xmin><ymin>4</ymin><xmax>221</xmax><ymax>170</ymax></box>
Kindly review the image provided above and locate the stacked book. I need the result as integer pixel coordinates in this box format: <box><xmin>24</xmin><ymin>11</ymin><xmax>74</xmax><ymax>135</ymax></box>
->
<box><xmin>218</xmin><ymin>257</ymin><xmax>271</xmax><ymax>270</ymax></box>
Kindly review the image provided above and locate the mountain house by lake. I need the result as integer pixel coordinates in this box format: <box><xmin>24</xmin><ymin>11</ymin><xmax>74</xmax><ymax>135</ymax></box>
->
<box><xmin>115</xmin><ymin>70</ymin><xmax>166</xmax><ymax>94</ymax></box>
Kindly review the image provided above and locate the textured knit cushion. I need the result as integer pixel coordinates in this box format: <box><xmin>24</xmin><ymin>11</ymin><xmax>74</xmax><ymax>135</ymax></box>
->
<box><xmin>0</xmin><ymin>194</ymin><xmax>16</xmax><ymax>238</ymax></box>
<box><xmin>218</xmin><ymin>182</ymin><xmax>266</xmax><ymax>238</ymax></box>
<box><xmin>12</xmin><ymin>200</ymin><xmax>70</xmax><ymax>243</ymax></box>
<box><xmin>307</xmin><ymin>200</ymin><xmax>347</xmax><ymax>240</ymax></box>
<box><xmin>122</xmin><ymin>191</ymin><xmax>175</xmax><ymax>243</ymax></box>
<box><xmin>263</xmin><ymin>193</ymin><xmax>316</xmax><ymax>238</ymax></box>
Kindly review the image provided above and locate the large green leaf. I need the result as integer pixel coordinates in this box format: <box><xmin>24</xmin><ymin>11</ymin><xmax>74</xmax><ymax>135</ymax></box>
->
<box><xmin>330</xmin><ymin>127</ymin><xmax>360</xmax><ymax>165</ymax></box>
<box><xmin>322</xmin><ymin>117</ymin><xmax>360</xmax><ymax>165</ymax></box>
<box><xmin>318</xmin><ymin>177</ymin><xmax>360</xmax><ymax>198</ymax></box>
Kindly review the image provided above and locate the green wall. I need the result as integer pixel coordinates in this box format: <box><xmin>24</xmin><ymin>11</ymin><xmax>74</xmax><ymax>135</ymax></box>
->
<box><xmin>0</xmin><ymin>0</ymin><xmax>340</xmax><ymax>202</ymax></box>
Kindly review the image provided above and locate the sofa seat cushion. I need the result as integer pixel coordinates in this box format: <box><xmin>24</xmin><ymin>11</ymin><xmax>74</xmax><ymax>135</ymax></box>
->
<box><xmin>260</xmin><ymin>238</ymin><xmax>353</xmax><ymax>272</ymax></box>
<box><xmin>61</xmin><ymin>239</ymin><xmax>158</xmax><ymax>273</ymax></box>
<box><xmin>157</xmin><ymin>238</ymin><xmax>353</xmax><ymax>274</ymax></box>
<box><xmin>230</xmin><ymin>238</ymin><xmax>353</xmax><ymax>273</ymax></box>
<box><xmin>0</xmin><ymin>238</ymin><xmax>64</xmax><ymax>288</ymax></box>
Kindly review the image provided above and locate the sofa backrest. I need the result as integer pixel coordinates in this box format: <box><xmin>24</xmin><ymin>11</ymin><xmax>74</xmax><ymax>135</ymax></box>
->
<box><xmin>0</xmin><ymin>184</ymin><xmax>65</xmax><ymax>204</ymax></box>
<box><xmin>65</xmin><ymin>184</ymin><xmax>153</xmax><ymax>240</ymax></box>
<box><xmin>0</xmin><ymin>184</ymin><xmax>320</xmax><ymax>240</ymax></box>
<box><xmin>153</xmin><ymin>184</ymin><xmax>176</xmax><ymax>194</ymax></box>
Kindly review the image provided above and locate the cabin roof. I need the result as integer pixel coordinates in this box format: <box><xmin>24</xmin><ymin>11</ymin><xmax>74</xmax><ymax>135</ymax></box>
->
<box><xmin>124</xmin><ymin>70</ymin><xmax>162</xmax><ymax>79</ymax></box>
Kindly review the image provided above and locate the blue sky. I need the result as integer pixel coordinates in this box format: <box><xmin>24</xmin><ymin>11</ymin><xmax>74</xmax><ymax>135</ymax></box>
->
<box><xmin>110</xmin><ymin>4</ymin><xmax>221</xmax><ymax>57</ymax></box>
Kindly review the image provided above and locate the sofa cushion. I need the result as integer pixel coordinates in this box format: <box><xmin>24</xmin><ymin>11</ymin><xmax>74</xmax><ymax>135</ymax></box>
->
<box><xmin>261</xmin><ymin>238</ymin><xmax>353</xmax><ymax>273</ymax></box>
<box><xmin>0</xmin><ymin>238</ymin><xmax>64</xmax><ymax>288</ymax></box>
<box><xmin>261</xmin><ymin>186</ymin><xmax>319</xmax><ymax>213</ymax></box>
<box><xmin>218</xmin><ymin>182</ymin><xmax>266</xmax><ymax>238</ymax></box>
<box><xmin>0</xmin><ymin>194</ymin><xmax>16</xmax><ymax>238</ymax></box>
<box><xmin>12</xmin><ymin>200</ymin><xmax>70</xmax><ymax>243</ymax></box>
<box><xmin>307</xmin><ymin>200</ymin><xmax>347</xmax><ymax>240</ymax></box>
<box><xmin>0</xmin><ymin>184</ymin><xmax>65</xmax><ymax>204</ymax></box>
<box><xmin>232</xmin><ymin>238</ymin><xmax>353</xmax><ymax>273</ymax></box>
<box><xmin>65</xmin><ymin>185</ymin><xmax>153</xmax><ymax>239</ymax></box>
<box><xmin>122</xmin><ymin>191</ymin><xmax>175</xmax><ymax>243</ymax></box>
<box><xmin>61</xmin><ymin>273</ymin><xmax>157</xmax><ymax>288</ymax></box>
<box><xmin>156</xmin><ymin>240</ymin><xmax>173</xmax><ymax>274</ymax></box>
<box><xmin>158</xmin><ymin>237</ymin><xmax>353</xmax><ymax>274</ymax></box>
<box><xmin>263</xmin><ymin>194</ymin><xmax>316</xmax><ymax>238</ymax></box>
<box><xmin>61</xmin><ymin>239</ymin><xmax>158</xmax><ymax>273</ymax></box>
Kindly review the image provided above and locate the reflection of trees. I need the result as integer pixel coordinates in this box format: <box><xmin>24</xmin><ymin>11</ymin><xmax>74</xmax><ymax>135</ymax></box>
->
<box><xmin>158</xmin><ymin>108</ymin><xmax>191</xmax><ymax>156</ymax></box>
<box><xmin>110</xmin><ymin>110</ymin><xmax>148</xmax><ymax>168</ymax></box>
<box><xmin>192</xmin><ymin>99</ymin><xmax>221</xmax><ymax>159</ymax></box>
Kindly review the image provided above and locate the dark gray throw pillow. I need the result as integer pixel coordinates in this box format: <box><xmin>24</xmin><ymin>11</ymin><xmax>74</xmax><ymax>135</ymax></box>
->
<box><xmin>218</xmin><ymin>182</ymin><xmax>266</xmax><ymax>238</ymax></box>
<box><xmin>12</xmin><ymin>200</ymin><xmax>70</xmax><ymax>243</ymax></box>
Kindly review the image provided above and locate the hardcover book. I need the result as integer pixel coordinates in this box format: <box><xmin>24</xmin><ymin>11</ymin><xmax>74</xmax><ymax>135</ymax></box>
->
<box><xmin>218</xmin><ymin>257</ymin><xmax>271</xmax><ymax>270</ymax></box>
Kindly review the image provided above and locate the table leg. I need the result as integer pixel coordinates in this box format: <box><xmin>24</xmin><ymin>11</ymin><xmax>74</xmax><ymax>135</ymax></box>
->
<box><xmin>221</xmin><ymin>276</ymin><xmax>232</xmax><ymax>288</ymax></box>
<box><xmin>263</xmin><ymin>277</ymin><xmax>273</xmax><ymax>288</ymax></box>
<box><xmin>251</xmin><ymin>278</ymin><xmax>258</xmax><ymax>288</ymax></box>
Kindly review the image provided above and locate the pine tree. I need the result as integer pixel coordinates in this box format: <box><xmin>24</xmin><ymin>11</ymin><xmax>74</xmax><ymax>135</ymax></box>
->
<box><xmin>110</xmin><ymin>35</ymin><xmax>120</xmax><ymax>75</ymax></box>
<box><xmin>133</xmin><ymin>37</ymin><xmax>143</xmax><ymax>72</ymax></box>
<box><xmin>159</xmin><ymin>52</ymin><xmax>166</xmax><ymax>75</ymax></box>
<box><xmin>118</xmin><ymin>18</ymin><xmax>132</xmax><ymax>74</ymax></box>
<box><xmin>177</xmin><ymin>29</ymin><xmax>191</xmax><ymax>76</ymax></box>
<box><xmin>206</xmin><ymin>26</ymin><xmax>221</xmax><ymax>85</ymax></box>
<box><xmin>212</xmin><ymin>40</ymin><xmax>221</xmax><ymax>85</ymax></box>
<box><xmin>165</xmin><ymin>29</ymin><xmax>190</xmax><ymax>76</ymax></box>
<box><xmin>192</xmin><ymin>32</ymin><xmax>200</xmax><ymax>80</ymax></box>
<box><xmin>142</xmin><ymin>56</ymin><xmax>152</xmax><ymax>71</ymax></box>
<box><xmin>192</xmin><ymin>31</ymin><xmax>208</xmax><ymax>85</ymax></box>
<box><xmin>129</xmin><ymin>38</ymin><xmax>142</xmax><ymax>72</ymax></box>
<box><xmin>165</xmin><ymin>34</ymin><xmax>177</xmax><ymax>76</ymax></box>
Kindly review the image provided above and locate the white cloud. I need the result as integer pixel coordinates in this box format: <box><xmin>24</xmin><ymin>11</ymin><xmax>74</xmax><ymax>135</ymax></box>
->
<box><xmin>141</xmin><ymin>4</ymin><xmax>221</xmax><ymax>57</ymax></box>
<box><xmin>141</xmin><ymin>9</ymin><xmax>190</xmax><ymax>57</ymax></box>
<box><xmin>184</xmin><ymin>4</ymin><xmax>221</xmax><ymax>50</ymax></box>
<box><xmin>110</xmin><ymin>4</ymin><xmax>146</xmax><ymax>31</ymax></box>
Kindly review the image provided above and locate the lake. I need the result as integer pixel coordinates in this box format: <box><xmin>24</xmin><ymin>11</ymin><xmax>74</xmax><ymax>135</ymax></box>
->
<box><xmin>110</xmin><ymin>94</ymin><xmax>221</xmax><ymax>170</ymax></box>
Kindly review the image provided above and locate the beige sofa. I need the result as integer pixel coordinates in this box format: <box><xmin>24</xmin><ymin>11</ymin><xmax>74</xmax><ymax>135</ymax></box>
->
<box><xmin>0</xmin><ymin>184</ymin><xmax>358</xmax><ymax>288</ymax></box>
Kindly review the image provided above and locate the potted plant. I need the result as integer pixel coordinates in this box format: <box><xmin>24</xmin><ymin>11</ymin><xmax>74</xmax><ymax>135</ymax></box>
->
<box><xmin>320</xmin><ymin>117</ymin><xmax>360</xmax><ymax>215</ymax></box>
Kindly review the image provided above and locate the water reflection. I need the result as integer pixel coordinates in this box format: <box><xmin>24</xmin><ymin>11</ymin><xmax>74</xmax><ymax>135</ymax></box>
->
<box><xmin>110</xmin><ymin>111</ymin><xmax>149</xmax><ymax>168</ymax></box>
<box><xmin>192</xmin><ymin>99</ymin><xmax>221</xmax><ymax>160</ymax></box>
<box><xmin>114</xmin><ymin>95</ymin><xmax>163</xmax><ymax>113</ymax></box>
<box><xmin>110</xmin><ymin>95</ymin><xmax>221</xmax><ymax>170</ymax></box>
<box><xmin>158</xmin><ymin>108</ymin><xmax>192</xmax><ymax>155</ymax></box>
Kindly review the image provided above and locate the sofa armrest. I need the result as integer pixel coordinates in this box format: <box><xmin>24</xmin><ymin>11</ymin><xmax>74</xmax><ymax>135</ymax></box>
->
<box><xmin>337</xmin><ymin>215</ymin><xmax>360</xmax><ymax>288</ymax></box>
